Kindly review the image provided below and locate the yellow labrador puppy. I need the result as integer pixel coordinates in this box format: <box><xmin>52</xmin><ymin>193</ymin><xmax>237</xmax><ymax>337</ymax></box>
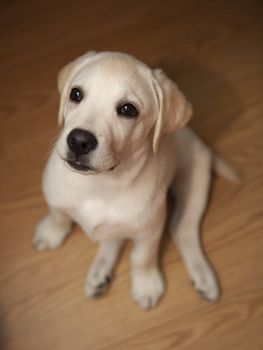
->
<box><xmin>34</xmin><ymin>51</ymin><xmax>236</xmax><ymax>309</ymax></box>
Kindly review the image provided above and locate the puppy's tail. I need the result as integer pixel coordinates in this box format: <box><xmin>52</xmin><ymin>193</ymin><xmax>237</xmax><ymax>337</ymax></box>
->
<box><xmin>212</xmin><ymin>154</ymin><xmax>240</xmax><ymax>182</ymax></box>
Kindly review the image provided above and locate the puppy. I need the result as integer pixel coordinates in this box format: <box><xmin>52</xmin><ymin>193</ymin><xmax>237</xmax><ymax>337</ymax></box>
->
<box><xmin>34</xmin><ymin>51</ymin><xmax>236</xmax><ymax>309</ymax></box>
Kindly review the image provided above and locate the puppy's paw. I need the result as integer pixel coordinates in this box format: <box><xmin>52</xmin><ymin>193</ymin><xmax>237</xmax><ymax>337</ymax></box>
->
<box><xmin>33</xmin><ymin>216</ymin><xmax>69</xmax><ymax>251</ymax></box>
<box><xmin>191</xmin><ymin>262</ymin><xmax>219</xmax><ymax>302</ymax></box>
<box><xmin>85</xmin><ymin>272</ymin><xmax>112</xmax><ymax>298</ymax></box>
<box><xmin>85</xmin><ymin>259</ymin><xmax>113</xmax><ymax>298</ymax></box>
<box><xmin>131</xmin><ymin>268</ymin><xmax>164</xmax><ymax>310</ymax></box>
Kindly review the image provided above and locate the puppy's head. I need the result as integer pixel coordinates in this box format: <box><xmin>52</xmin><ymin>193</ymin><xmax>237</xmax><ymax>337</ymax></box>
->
<box><xmin>56</xmin><ymin>51</ymin><xmax>192</xmax><ymax>174</ymax></box>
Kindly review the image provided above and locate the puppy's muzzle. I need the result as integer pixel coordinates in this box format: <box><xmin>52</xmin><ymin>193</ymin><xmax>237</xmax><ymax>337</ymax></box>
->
<box><xmin>66</xmin><ymin>128</ymin><xmax>98</xmax><ymax>171</ymax></box>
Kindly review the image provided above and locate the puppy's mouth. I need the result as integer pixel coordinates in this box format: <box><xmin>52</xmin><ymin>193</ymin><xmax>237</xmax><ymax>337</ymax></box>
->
<box><xmin>67</xmin><ymin>160</ymin><xmax>93</xmax><ymax>172</ymax></box>
<box><xmin>65</xmin><ymin>159</ymin><xmax>118</xmax><ymax>174</ymax></box>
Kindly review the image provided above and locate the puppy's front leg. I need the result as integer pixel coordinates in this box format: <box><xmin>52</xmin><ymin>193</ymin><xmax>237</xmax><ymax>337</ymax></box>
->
<box><xmin>131</xmin><ymin>221</ymin><xmax>165</xmax><ymax>310</ymax></box>
<box><xmin>33</xmin><ymin>208</ymin><xmax>73</xmax><ymax>251</ymax></box>
<box><xmin>85</xmin><ymin>239</ymin><xmax>124</xmax><ymax>297</ymax></box>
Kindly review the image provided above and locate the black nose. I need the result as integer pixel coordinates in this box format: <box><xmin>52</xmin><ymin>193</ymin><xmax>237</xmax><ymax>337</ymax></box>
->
<box><xmin>67</xmin><ymin>128</ymin><xmax>98</xmax><ymax>156</ymax></box>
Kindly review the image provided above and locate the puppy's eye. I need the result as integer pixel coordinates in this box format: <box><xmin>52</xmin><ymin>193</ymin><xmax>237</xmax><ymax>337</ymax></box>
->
<box><xmin>117</xmin><ymin>103</ymin><xmax>139</xmax><ymax>118</ymax></box>
<box><xmin>70</xmin><ymin>88</ymin><xmax>82</xmax><ymax>103</ymax></box>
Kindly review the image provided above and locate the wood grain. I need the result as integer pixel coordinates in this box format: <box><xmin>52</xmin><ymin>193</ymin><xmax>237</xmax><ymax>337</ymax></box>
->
<box><xmin>0</xmin><ymin>1</ymin><xmax>263</xmax><ymax>349</ymax></box>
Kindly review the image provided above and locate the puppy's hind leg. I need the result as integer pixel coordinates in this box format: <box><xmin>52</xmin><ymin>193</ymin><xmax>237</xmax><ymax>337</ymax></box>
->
<box><xmin>170</xmin><ymin>149</ymin><xmax>219</xmax><ymax>302</ymax></box>
<box><xmin>33</xmin><ymin>208</ymin><xmax>73</xmax><ymax>251</ymax></box>
<box><xmin>85</xmin><ymin>239</ymin><xmax>125</xmax><ymax>298</ymax></box>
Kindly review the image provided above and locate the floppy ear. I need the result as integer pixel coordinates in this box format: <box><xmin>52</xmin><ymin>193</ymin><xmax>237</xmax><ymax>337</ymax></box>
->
<box><xmin>57</xmin><ymin>51</ymin><xmax>97</xmax><ymax>126</ymax></box>
<box><xmin>152</xmin><ymin>69</ymin><xmax>193</xmax><ymax>153</ymax></box>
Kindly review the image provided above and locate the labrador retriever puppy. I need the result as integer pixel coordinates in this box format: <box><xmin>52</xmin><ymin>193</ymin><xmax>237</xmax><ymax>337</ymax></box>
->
<box><xmin>33</xmin><ymin>51</ymin><xmax>237</xmax><ymax>309</ymax></box>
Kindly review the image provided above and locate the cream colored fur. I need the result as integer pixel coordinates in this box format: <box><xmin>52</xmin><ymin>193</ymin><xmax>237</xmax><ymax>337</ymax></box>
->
<box><xmin>33</xmin><ymin>51</ymin><xmax>232</xmax><ymax>309</ymax></box>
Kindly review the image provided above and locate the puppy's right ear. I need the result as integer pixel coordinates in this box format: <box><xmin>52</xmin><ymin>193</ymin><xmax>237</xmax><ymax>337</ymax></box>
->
<box><xmin>57</xmin><ymin>51</ymin><xmax>97</xmax><ymax>126</ymax></box>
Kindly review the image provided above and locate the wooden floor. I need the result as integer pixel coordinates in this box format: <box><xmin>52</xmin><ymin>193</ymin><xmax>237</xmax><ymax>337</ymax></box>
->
<box><xmin>1</xmin><ymin>1</ymin><xmax>263</xmax><ymax>349</ymax></box>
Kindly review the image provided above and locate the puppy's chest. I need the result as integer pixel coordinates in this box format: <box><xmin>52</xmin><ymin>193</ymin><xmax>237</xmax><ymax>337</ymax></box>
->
<box><xmin>68</xmin><ymin>190</ymin><xmax>143</xmax><ymax>240</ymax></box>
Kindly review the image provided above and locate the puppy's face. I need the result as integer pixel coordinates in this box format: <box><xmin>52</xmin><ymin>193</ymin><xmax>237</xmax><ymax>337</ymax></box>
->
<box><xmin>56</xmin><ymin>53</ymin><xmax>158</xmax><ymax>174</ymax></box>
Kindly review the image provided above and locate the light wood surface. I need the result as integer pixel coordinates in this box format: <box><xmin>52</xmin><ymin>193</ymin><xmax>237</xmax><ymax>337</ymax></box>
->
<box><xmin>1</xmin><ymin>1</ymin><xmax>263</xmax><ymax>349</ymax></box>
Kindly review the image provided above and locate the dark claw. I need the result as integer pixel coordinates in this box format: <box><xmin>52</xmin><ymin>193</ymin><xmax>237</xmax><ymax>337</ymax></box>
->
<box><xmin>96</xmin><ymin>275</ymin><xmax>111</xmax><ymax>289</ymax></box>
<box><xmin>97</xmin><ymin>282</ymin><xmax>106</xmax><ymax>290</ymax></box>
<box><xmin>89</xmin><ymin>275</ymin><xmax>112</xmax><ymax>298</ymax></box>
<box><xmin>196</xmin><ymin>288</ymin><xmax>207</xmax><ymax>298</ymax></box>
<box><xmin>92</xmin><ymin>289</ymin><xmax>105</xmax><ymax>298</ymax></box>
<box><xmin>105</xmin><ymin>275</ymin><xmax>112</xmax><ymax>284</ymax></box>
<box><xmin>191</xmin><ymin>280</ymin><xmax>208</xmax><ymax>301</ymax></box>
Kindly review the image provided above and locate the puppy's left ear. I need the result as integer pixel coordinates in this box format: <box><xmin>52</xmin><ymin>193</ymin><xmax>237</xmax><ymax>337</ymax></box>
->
<box><xmin>152</xmin><ymin>69</ymin><xmax>193</xmax><ymax>153</ymax></box>
<box><xmin>57</xmin><ymin>51</ymin><xmax>97</xmax><ymax>126</ymax></box>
